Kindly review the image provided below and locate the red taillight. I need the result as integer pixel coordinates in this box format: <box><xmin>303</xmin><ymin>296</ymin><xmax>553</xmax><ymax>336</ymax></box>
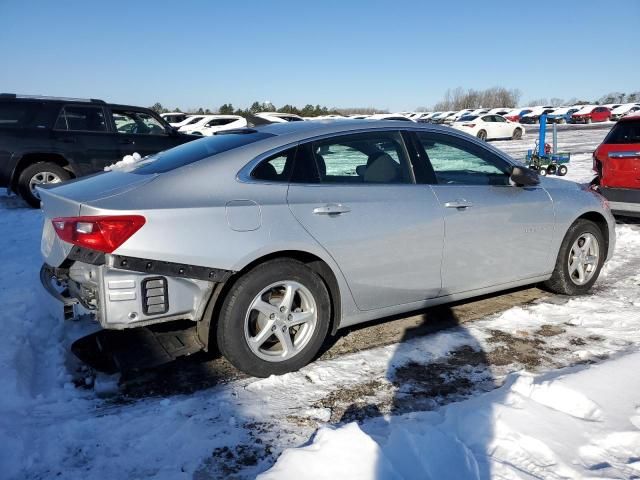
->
<box><xmin>52</xmin><ymin>215</ymin><xmax>146</xmax><ymax>253</ymax></box>
<box><xmin>463</xmin><ymin>123</ymin><xmax>476</xmax><ymax>128</ymax></box>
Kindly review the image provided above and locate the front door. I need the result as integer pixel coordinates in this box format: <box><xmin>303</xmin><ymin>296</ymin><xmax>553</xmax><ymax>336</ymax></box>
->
<box><xmin>412</xmin><ymin>130</ymin><xmax>555</xmax><ymax>295</ymax></box>
<box><xmin>109</xmin><ymin>109</ymin><xmax>177</xmax><ymax>158</ymax></box>
<box><xmin>287</xmin><ymin>130</ymin><xmax>444</xmax><ymax>311</ymax></box>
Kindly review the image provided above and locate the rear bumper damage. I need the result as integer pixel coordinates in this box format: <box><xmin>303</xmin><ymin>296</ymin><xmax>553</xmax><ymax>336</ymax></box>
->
<box><xmin>40</xmin><ymin>248</ymin><xmax>232</xmax><ymax>330</ymax></box>
<box><xmin>599</xmin><ymin>187</ymin><xmax>640</xmax><ymax>217</ymax></box>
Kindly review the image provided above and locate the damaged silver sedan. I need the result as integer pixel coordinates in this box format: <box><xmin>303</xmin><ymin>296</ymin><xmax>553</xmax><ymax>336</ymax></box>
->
<box><xmin>39</xmin><ymin>120</ymin><xmax>615</xmax><ymax>377</ymax></box>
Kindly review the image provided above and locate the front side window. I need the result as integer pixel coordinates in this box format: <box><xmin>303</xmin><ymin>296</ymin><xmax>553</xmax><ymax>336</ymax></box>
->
<box><xmin>310</xmin><ymin>131</ymin><xmax>412</xmax><ymax>184</ymax></box>
<box><xmin>415</xmin><ymin>132</ymin><xmax>511</xmax><ymax>186</ymax></box>
<box><xmin>55</xmin><ymin>105</ymin><xmax>107</xmax><ymax>132</ymax></box>
<box><xmin>494</xmin><ymin>115</ymin><xmax>507</xmax><ymax>122</ymax></box>
<box><xmin>112</xmin><ymin>110</ymin><xmax>167</xmax><ymax>135</ymax></box>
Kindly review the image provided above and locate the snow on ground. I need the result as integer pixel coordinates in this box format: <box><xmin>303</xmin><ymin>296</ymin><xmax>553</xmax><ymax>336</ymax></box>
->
<box><xmin>2</xmin><ymin>126</ymin><xmax>640</xmax><ymax>479</ymax></box>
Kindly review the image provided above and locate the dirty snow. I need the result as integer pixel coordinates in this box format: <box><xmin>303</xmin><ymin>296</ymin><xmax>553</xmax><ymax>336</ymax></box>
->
<box><xmin>1</xmin><ymin>126</ymin><xmax>640</xmax><ymax>479</ymax></box>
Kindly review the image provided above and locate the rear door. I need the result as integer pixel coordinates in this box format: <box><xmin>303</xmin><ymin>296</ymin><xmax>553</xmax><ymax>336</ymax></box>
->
<box><xmin>109</xmin><ymin>108</ymin><xmax>178</xmax><ymax>158</ymax></box>
<box><xmin>286</xmin><ymin>130</ymin><xmax>444</xmax><ymax>311</ymax></box>
<box><xmin>52</xmin><ymin>104</ymin><xmax>119</xmax><ymax>175</ymax></box>
<box><xmin>411</xmin><ymin>130</ymin><xmax>555</xmax><ymax>294</ymax></box>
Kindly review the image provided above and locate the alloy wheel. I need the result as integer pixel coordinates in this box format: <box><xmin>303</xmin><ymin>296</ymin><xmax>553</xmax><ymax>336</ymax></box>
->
<box><xmin>568</xmin><ymin>233</ymin><xmax>600</xmax><ymax>286</ymax></box>
<box><xmin>244</xmin><ymin>280</ymin><xmax>318</xmax><ymax>362</ymax></box>
<box><xmin>29</xmin><ymin>171</ymin><xmax>62</xmax><ymax>199</ymax></box>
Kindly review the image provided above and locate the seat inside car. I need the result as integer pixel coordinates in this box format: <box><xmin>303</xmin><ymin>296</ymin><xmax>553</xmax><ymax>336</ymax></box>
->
<box><xmin>253</xmin><ymin>161</ymin><xmax>279</xmax><ymax>181</ymax></box>
<box><xmin>363</xmin><ymin>152</ymin><xmax>400</xmax><ymax>183</ymax></box>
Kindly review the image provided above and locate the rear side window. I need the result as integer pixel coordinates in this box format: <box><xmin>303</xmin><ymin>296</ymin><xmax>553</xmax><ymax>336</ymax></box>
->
<box><xmin>251</xmin><ymin>147</ymin><xmax>297</xmax><ymax>182</ymax></box>
<box><xmin>133</xmin><ymin>131</ymin><xmax>275</xmax><ymax>174</ymax></box>
<box><xmin>0</xmin><ymin>102</ymin><xmax>43</xmax><ymax>128</ymax></box>
<box><xmin>55</xmin><ymin>105</ymin><xmax>107</xmax><ymax>132</ymax></box>
<box><xmin>604</xmin><ymin>120</ymin><xmax>640</xmax><ymax>144</ymax></box>
<box><xmin>309</xmin><ymin>131</ymin><xmax>412</xmax><ymax>184</ymax></box>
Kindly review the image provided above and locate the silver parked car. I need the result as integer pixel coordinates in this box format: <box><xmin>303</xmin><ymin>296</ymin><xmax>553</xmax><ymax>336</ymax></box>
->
<box><xmin>39</xmin><ymin>120</ymin><xmax>616</xmax><ymax>377</ymax></box>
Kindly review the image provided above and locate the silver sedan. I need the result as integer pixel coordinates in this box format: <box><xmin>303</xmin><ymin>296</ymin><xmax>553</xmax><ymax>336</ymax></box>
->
<box><xmin>39</xmin><ymin>120</ymin><xmax>616</xmax><ymax>377</ymax></box>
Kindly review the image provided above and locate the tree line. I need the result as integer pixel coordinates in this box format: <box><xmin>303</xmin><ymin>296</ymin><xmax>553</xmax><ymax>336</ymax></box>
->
<box><xmin>150</xmin><ymin>88</ymin><xmax>640</xmax><ymax>117</ymax></box>
<box><xmin>149</xmin><ymin>101</ymin><xmax>384</xmax><ymax>117</ymax></box>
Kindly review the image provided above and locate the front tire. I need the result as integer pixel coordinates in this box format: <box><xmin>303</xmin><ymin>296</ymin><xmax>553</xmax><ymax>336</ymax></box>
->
<box><xmin>216</xmin><ymin>259</ymin><xmax>331</xmax><ymax>377</ymax></box>
<box><xmin>543</xmin><ymin>219</ymin><xmax>605</xmax><ymax>295</ymax></box>
<box><xmin>17</xmin><ymin>162</ymin><xmax>70</xmax><ymax>208</ymax></box>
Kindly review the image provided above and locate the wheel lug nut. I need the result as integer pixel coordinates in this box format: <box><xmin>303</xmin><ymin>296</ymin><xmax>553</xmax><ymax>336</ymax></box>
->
<box><xmin>282</xmin><ymin>326</ymin><xmax>287</xmax><ymax>332</ymax></box>
<box><xmin>269</xmin><ymin>313</ymin><xmax>275</xmax><ymax>319</ymax></box>
<box><xmin>280</xmin><ymin>306</ymin><xmax>286</xmax><ymax>312</ymax></box>
<box><xmin>288</xmin><ymin>314</ymin><xmax>292</xmax><ymax>320</ymax></box>
<box><xmin>271</xmin><ymin>325</ymin><xmax>276</xmax><ymax>331</ymax></box>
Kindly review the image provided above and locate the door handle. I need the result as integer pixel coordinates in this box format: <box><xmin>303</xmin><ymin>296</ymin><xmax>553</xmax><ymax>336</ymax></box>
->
<box><xmin>444</xmin><ymin>199</ymin><xmax>473</xmax><ymax>209</ymax></box>
<box><xmin>313</xmin><ymin>203</ymin><xmax>351</xmax><ymax>215</ymax></box>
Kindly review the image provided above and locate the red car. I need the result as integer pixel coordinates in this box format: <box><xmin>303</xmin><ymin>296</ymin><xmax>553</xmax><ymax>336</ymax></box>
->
<box><xmin>571</xmin><ymin>106</ymin><xmax>611</xmax><ymax>124</ymax></box>
<box><xmin>593</xmin><ymin>114</ymin><xmax>640</xmax><ymax>216</ymax></box>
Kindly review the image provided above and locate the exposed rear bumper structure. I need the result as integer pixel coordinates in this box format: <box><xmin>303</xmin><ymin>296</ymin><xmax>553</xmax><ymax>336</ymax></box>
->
<box><xmin>40</xmin><ymin>249</ymin><xmax>232</xmax><ymax>330</ymax></box>
<box><xmin>599</xmin><ymin>187</ymin><xmax>640</xmax><ymax>217</ymax></box>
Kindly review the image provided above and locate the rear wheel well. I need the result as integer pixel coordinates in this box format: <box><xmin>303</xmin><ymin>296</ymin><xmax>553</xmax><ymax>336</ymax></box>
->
<box><xmin>577</xmin><ymin>212</ymin><xmax>609</xmax><ymax>252</ymax></box>
<box><xmin>12</xmin><ymin>153</ymin><xmax>74</xmax><ymax>190</ymax></box>
<box><xmin>197</xmin><ymin>251</ymin><xmax>342</xmax><ymax>351</ymax></box>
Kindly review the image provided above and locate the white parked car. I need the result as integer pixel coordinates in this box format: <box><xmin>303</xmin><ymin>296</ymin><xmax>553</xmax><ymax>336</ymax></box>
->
<box><xmin>452</xmin><ymin>114</ymin><xmax>525</xmax><ymax>141</ymax></box>
<box><xmin>255</xmin><ymin>112</ymin><xmax>305</xmax><ymax>123</ymax></box>
<box><xmin>431</xmin><ymin>111</ymin><xmax>456</xmax><ymax>123</ymax></box>
<box><xmin>160</xmin><ymin>112</ymin><xmax>189</xmax><ymax>126</ymax></box>
<box><xmin>366</xmin><ymin>113</ymin><xmax>415</xmax><ymax>121</ymax></box>
<box><xmin>487</xmin><ymin>107</ymin><xmax>512</xmax><ymax>116</ymax></box>
<box><xmin>173</xmin><ymin>115</ymin><xmax>206</xmax><ymax>131</ymax></box>
<box><xmin>610</xmin><ymin>104</ymin><xmax>640</xmax><ymax>121</ymax></box>
<box><xmin>190</xmin><ymin>115</ymin><xmax>248</xmax><ymax>136</ymax></box>
<box><xmin>177</xmin><ymin>115</ymin><xmax>219</xmax><ymax>134</ymax></box>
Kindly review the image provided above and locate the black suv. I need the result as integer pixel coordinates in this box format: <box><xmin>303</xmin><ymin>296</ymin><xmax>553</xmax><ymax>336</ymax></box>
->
<box><xmin>0</xmin><ymin>94</ymin><xmax>198</xmax><ymax>207</ymax></box>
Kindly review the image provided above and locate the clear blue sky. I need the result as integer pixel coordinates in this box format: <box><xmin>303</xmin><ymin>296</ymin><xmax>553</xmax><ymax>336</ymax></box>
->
<box><xmin>1</xmin><ymin>0</ymin><xmax>638</xmax><ymax>111</ymax></box>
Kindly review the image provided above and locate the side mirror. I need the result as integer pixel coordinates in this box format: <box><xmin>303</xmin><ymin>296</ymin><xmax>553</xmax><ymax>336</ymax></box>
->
<box><xmin>510</xmin><ymin>166</ymin><xmax>540</xmax><ymax>186</ymax></box>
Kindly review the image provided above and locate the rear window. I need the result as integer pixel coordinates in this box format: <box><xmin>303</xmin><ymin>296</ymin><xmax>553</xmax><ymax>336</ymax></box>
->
<box><xmin>457</xmin><ymin>115</ymin><xmax>478</xmax><ymax>122</ymax></box>
<box><xmin>133</xmin><ymin>131</ymin><xmax>275</xmax><ymax>174</ymax></box>
<box><xmin>604</xmin><ymin>120</ymin><xmax>640</xmax><ymax>145</ymax></box>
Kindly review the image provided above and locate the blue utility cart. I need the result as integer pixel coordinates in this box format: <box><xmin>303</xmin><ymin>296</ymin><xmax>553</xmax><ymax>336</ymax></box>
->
<box><xmin>524</xmin><ymin>113</ymin><xmax>570</xmax><ymax>176</ymax></box>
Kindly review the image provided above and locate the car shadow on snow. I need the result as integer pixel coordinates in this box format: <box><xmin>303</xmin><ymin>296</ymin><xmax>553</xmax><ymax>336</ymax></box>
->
<box><xmin>325</xmin><ymin>303</ymin><xmax>498</xmax><ymax>479</ymax></box>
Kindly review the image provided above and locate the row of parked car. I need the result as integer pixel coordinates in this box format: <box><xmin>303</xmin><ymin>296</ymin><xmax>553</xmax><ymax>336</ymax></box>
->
<box><xmin>407</xmin><ymin>103</ymin><xmax>640</xmax><ymax>126</ymax></box>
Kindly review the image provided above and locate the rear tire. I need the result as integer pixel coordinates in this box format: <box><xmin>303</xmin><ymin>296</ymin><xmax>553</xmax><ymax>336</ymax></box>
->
<box><xmin>586</xmin><ymin>117</ymin><xmax>592</xmax><ymax>124</ymax></box>
<box><xmin>477</xmin><ymin>130</ymin><xmax>487</xmax><ymax>141</ymax></box>
<box><xmin>216</xmin><ymin>259</ymin><xmax>331</xmax><ymax>377</ymax></box>
<box><xmin>557</xmin><ymin>165</ymin><xmax>568</xmax><ymax>176</ymax></box>
<box><xmin>547</xmin><ymin>164</ymin><xmax>557</xmax><ymax>175</ymax></box>
<box><xmin>17</xmin><ymin>162</ymin><xmax>70</xmax><ymax>208</ymax></box>
<box><xmin>512</xmin><ymin>128</ymin><xmax>523</xmax><ymax>140</ymax></box>
<box><xmin>543</xmin><ymin>219</ymin><xmax>605</xmax><ymax>295</ymax></box>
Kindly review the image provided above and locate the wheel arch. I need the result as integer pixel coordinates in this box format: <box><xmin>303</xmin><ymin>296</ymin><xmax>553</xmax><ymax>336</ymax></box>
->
<box><xmin>197</xmin><ymin>249</ymin><xmax>343</xmax><ymax>350</ymax></box>
<box><xmin>11</xmin><ymin>152</ymin><xmax>76</xmax><ymax>191</ymax></box>
<box><xmin>576</xmin><ymin>211</ymin><xmax>610</xmax><ymax>253</ymax></box>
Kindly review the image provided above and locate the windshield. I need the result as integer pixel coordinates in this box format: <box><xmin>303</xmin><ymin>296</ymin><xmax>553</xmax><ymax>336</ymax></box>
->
<box><xmin>133</xmin><ymin>131</ymin><xmax>275</xmax><ymax>174</ymax></box>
